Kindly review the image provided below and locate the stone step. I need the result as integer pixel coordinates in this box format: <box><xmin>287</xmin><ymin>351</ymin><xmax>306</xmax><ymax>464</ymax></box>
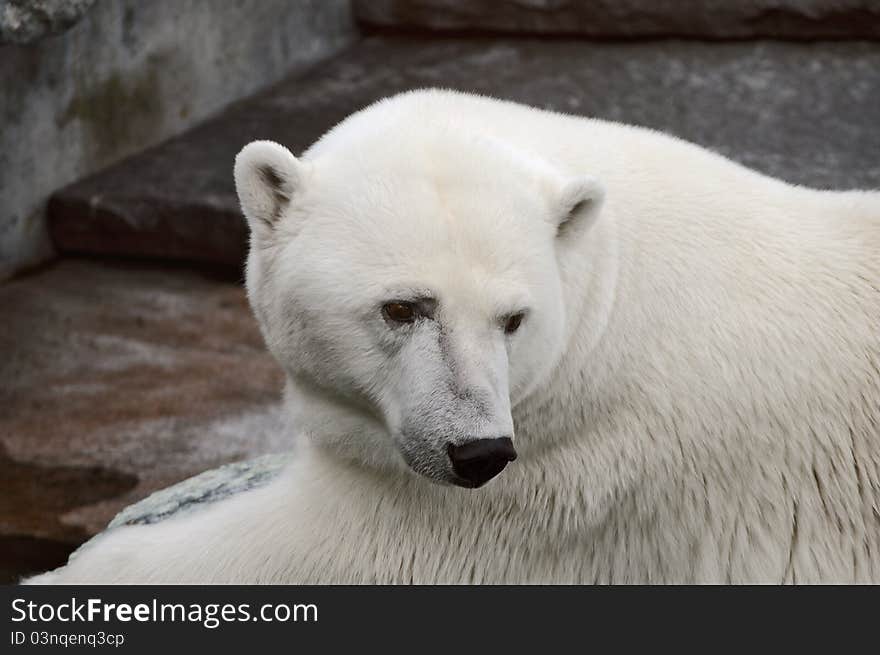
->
<box><xmin>354</xmin><ymin>0</ymin><xmax>880</xmax><ymax>39</ymax></box>
<box><xmin>49</xmin><ymin>36</ymin><xmax>880</xmax><ymax>269</ymax></box>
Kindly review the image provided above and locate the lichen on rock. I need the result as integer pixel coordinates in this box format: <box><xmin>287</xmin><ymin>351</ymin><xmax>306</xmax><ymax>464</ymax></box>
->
<box><xmin>0</xmin><ymin>0</ymin><xmax>96</xmax><ymax>44</ymax></box>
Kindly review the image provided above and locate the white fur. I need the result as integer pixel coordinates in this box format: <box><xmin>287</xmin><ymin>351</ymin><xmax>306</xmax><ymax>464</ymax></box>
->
<box><xmin>27</xmin><ymin>90</ymin><xmax>880</xmax><ymax>584</ymax></box>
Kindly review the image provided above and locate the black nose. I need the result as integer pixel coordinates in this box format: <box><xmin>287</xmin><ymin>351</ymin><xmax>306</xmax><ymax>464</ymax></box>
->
<box><xmin>447</xmin><ymin>437</ymin><xmax>517</xmax><ymax>488</ymax></box>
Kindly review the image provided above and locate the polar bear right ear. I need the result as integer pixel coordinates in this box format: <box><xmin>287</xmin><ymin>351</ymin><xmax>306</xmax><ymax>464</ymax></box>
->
<box><xmin>551</xmin><ymin>175</ymin><xmax>606</xmax><ymax>240</ymax></box>
<box><xmin>234</xmin><ymin>140</ymin><xmax>306</xmax><ymax>236</ymax></box>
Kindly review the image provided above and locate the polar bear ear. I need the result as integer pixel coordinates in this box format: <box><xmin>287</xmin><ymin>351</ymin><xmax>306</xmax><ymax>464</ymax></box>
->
<box><xmin>234</xmin><ymin>140</ymin><xmax>306</xmax><ymax>236</ymax></box>
<box><xmin>551</xmin><ymin>176</ymin><xmax>605</xmax><ymax>240</ymax></box>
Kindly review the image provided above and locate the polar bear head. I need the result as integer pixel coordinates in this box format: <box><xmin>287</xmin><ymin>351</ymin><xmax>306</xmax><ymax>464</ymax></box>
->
<box><xmin>234</xmin><ymin>128</ymin><xmax>603</xmax><ymax>488</ymax></box>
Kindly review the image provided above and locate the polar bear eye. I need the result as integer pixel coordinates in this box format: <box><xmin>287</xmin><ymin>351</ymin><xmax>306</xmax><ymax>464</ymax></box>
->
<box><xmin>382</xmin><ymin>302</ymin><xmax>416</xmax><ymax>324</ymax></box>
<box><xmin>503</xmin><ymin>312</ymin><xmax>525</xmax><ymax>334</ymax></box>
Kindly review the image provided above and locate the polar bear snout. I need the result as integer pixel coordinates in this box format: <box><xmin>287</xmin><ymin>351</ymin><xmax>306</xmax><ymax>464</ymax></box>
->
<box><xmin>447</xmin><ymin>437</ymin><xmax>517</xmax><ymax>488</ymax></box>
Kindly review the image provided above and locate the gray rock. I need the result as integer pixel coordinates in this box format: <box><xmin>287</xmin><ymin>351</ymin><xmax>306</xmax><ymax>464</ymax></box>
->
<box><xmin>0</xmin><ymin>0</ymin><xmax>95</xmax><ymax>44</ymax></box>
<box><xmin>50</xmin><ymin>36</ymin><xmax>880</xmax><ymax>269</ymax></box>
<box><xmin>57</xmin><ymin>453</ymin><xmax>290</xmax><ymax>572</ymax></box>
<box><xmin>354</xmin><ymin>0</ymin><xmax>880</xmax><ymax>39</ymax></box>
<box><xmin>110</xmin><ymin>454</ymin><xmax>292</xmax><ymax>528</ymax></box>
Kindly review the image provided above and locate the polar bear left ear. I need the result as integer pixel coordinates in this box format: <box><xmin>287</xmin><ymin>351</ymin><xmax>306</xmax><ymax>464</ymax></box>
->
<box><xmin>234</xmin><ymin>140</ymin><xmax>307</xmax><ymax>237</ymax></box>
<box><xmin>551</xmin><ymin>176</ymin><xmax>605</xmax><ymax>239</ymax></box>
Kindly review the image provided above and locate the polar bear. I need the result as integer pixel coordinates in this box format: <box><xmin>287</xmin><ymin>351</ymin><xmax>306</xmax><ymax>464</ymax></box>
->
<box><xmin>27</xmin><ymin>89</ymin><xmax>880</xmax><ymax>584</ymax></box>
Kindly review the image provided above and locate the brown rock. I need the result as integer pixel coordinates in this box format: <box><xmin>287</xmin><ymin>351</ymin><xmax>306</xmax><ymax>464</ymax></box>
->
<box><xmin>0</xmin><ymin>258</ymin><xmax>287</xmax><ymax>581</ymax></box>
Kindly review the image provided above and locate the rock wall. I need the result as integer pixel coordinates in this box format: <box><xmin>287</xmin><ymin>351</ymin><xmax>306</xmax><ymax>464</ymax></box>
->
<box><xmin>0</xmin><ymin>0</ymin><xmax>355</xmax><ymax>278</ymax></box>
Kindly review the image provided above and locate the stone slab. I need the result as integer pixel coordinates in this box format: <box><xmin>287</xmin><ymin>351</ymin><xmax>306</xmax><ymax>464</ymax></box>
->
<box><xmin>49</xmin><ymin>36</ymin><xmax>880</xmax><ymax>270</ymax></box>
